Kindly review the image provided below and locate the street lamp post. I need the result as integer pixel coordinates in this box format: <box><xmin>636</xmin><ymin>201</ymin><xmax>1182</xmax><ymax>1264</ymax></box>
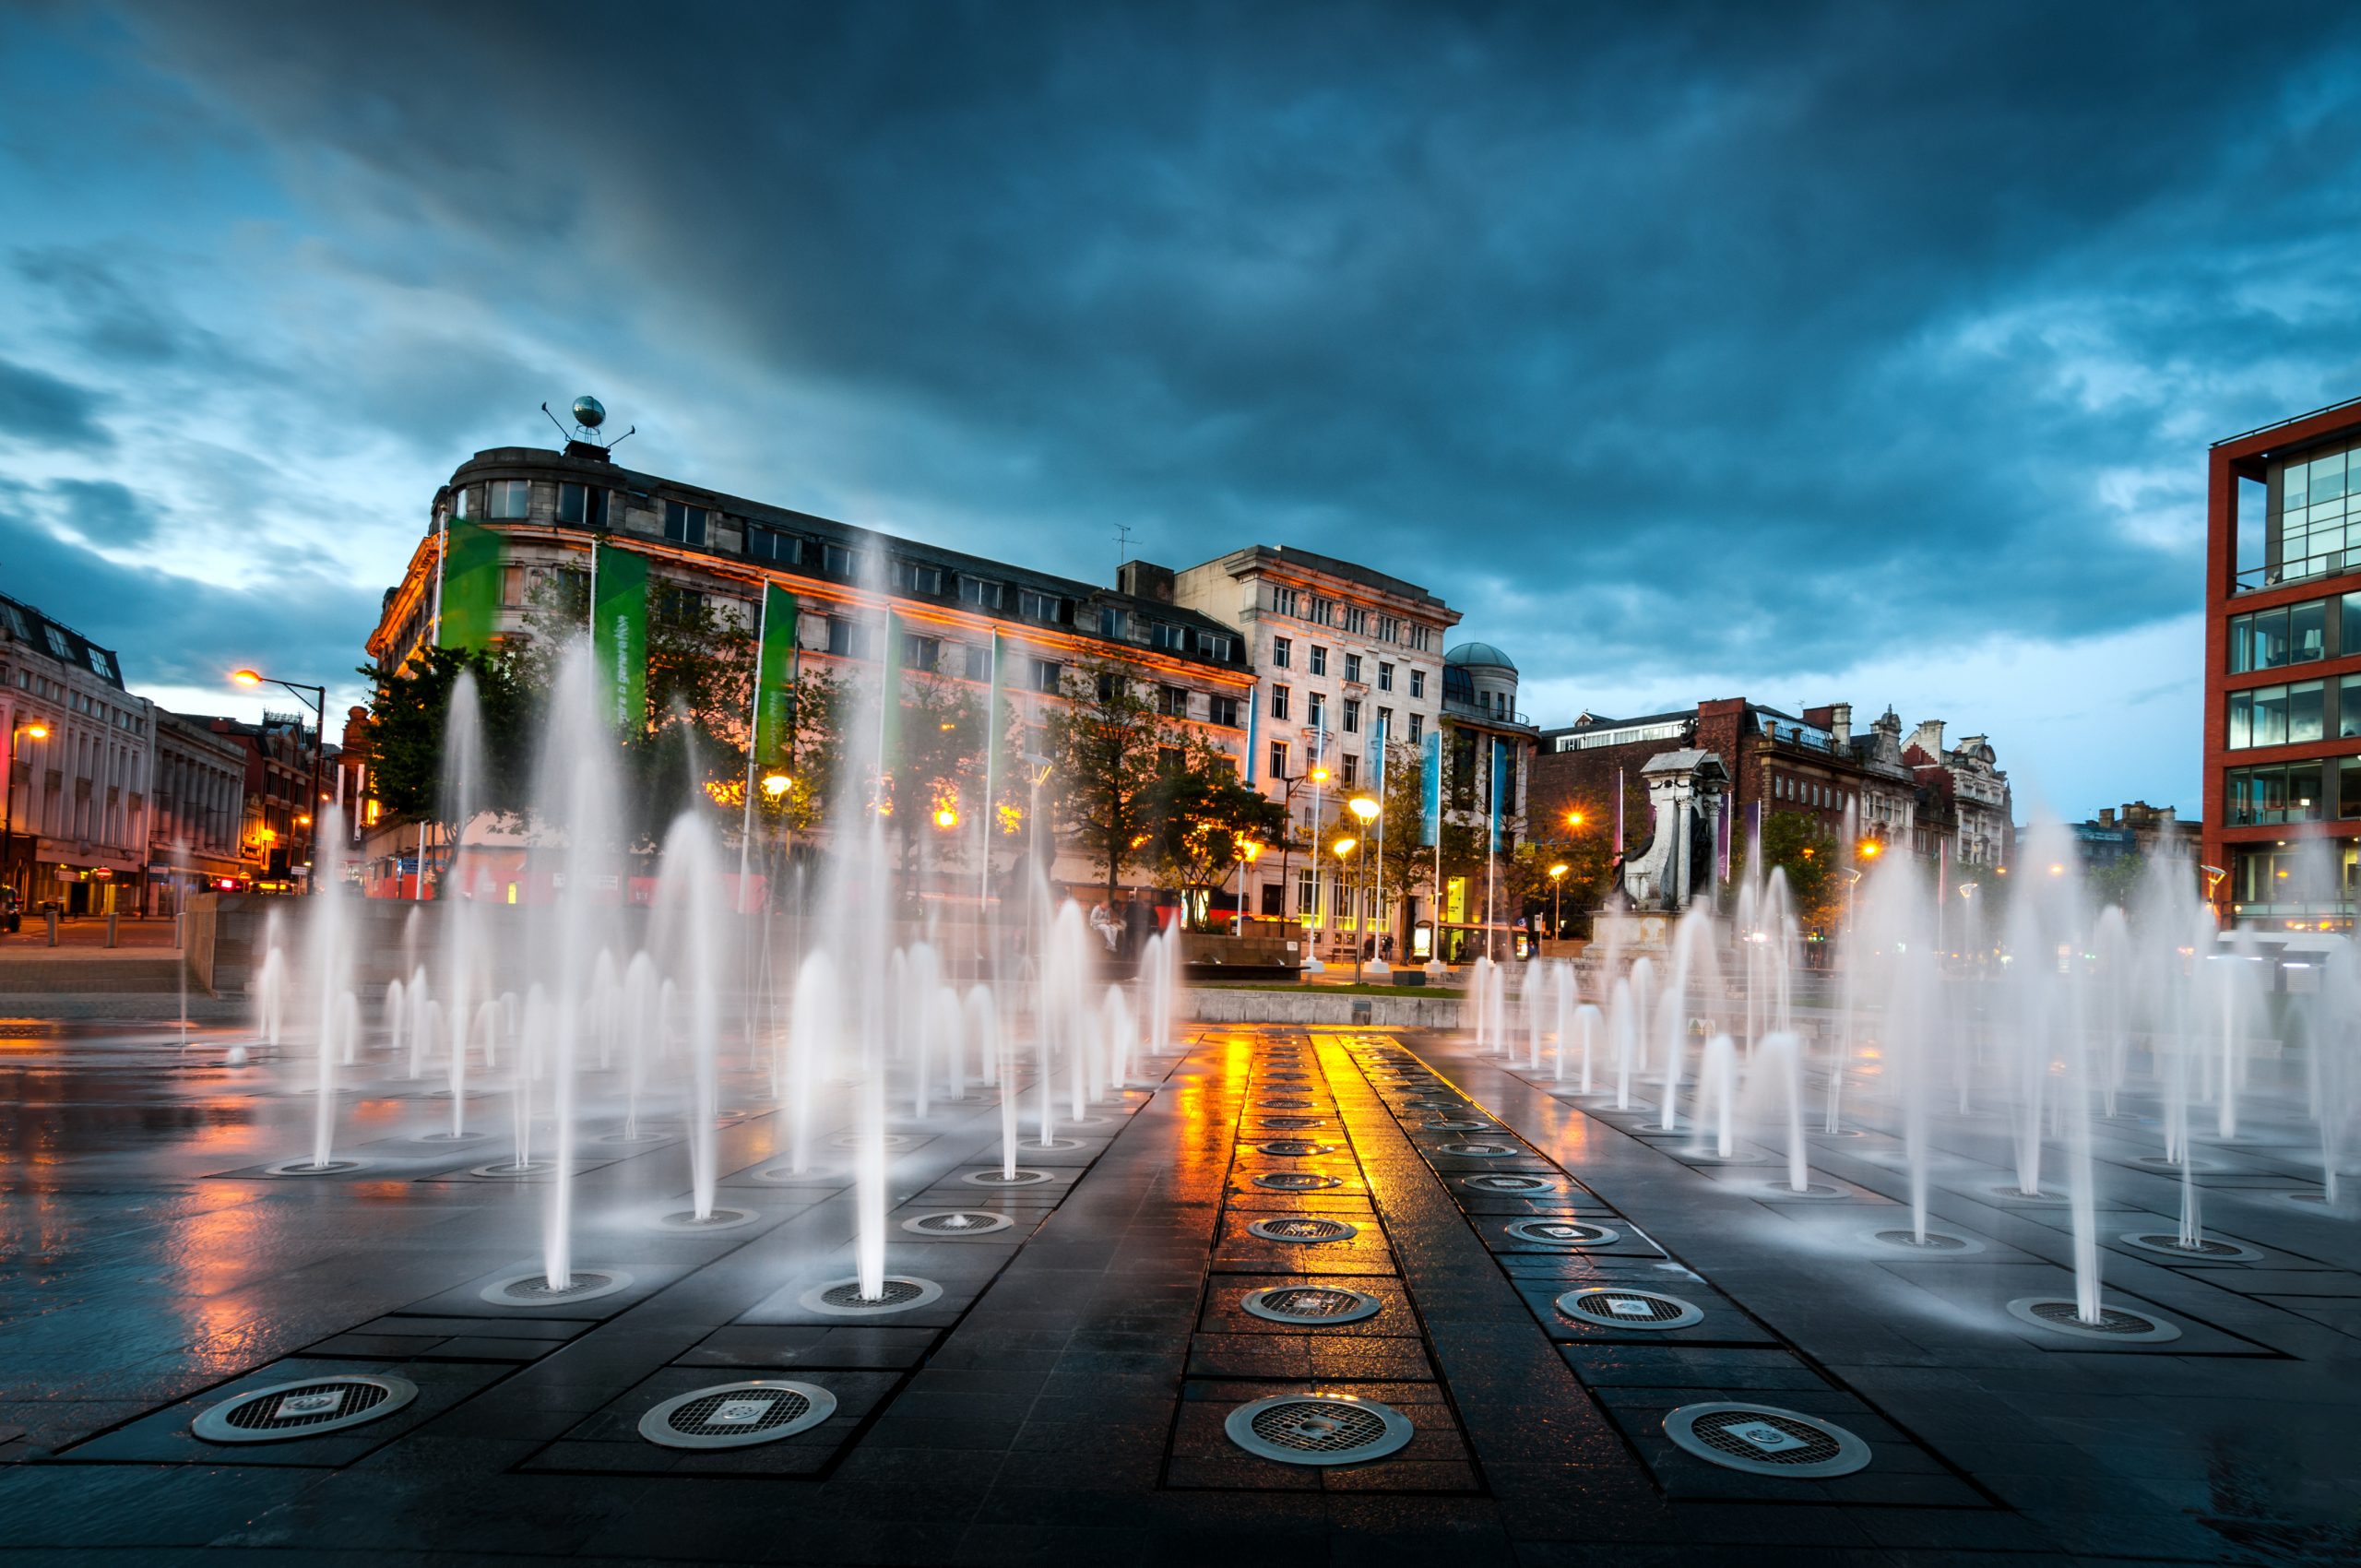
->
<box><xmin>1548</xmin><ymin>861</ymin><xmax>1568</xmax><ymax>944</ymax></box>
<box><xmin>231</xmin><ymin>670</ymin><xmax>327</xmax><ymax>896</ymax></box>
<box><xmin>1274</xmin><ymin>764</ymin><xmax>1329</xmax><ymax>954</ymax></box>
<box><xmin>1347</xmin><ymin>795</ymin><xmax>1380</xmax><ymax>974</ymax></box>
<box><xmin>1233</xmin><ymin>839</ymin><xmax>1262</xmax><ymax>935</ymax></box>
<box><xmin>2</xmin><ymin>719</ymin><xmax>51</xmax><ymax>917</ymax></box>
<box><xmin>1332</xmin><ymin>835</ymin><xmax>1359</xmax><ymax>982</ymax></box>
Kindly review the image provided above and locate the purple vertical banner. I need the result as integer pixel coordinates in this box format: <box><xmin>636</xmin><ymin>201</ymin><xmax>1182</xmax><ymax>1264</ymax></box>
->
<box><xmin>1613</xmin><ymin>766</ymin><xmax>1625</xmax><ymax>859</ymax></box>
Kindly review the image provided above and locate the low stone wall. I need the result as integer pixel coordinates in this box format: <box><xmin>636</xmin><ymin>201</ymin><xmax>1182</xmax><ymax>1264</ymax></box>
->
<box><xmin>1183</xmin><ymin>987</ymin><xmax>1463</xmax><ymax>1029</ymax></box>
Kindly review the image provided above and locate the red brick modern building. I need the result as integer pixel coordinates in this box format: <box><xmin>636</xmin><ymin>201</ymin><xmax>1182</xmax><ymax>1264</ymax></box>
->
<box><xmin>2203</xmin><ymin>398</ymin><xmax>2361</xmax><ymax>930</ymax></box>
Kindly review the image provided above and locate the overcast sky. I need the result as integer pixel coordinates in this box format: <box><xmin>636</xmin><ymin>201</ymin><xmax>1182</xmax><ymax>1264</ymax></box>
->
<box><xmin>6</xmin><ymin>1</ymin><xmax>2359</xmax><ymax>816</ymax></box>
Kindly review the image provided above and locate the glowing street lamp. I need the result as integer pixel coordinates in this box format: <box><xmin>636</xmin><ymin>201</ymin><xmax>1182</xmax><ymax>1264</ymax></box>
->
<box><xmin>1548</xmin><ymin>861</ymin><xmax>1569</xmax><ymax>943</ymax></box>
<box><xmin>761</xmin><ymin>772</ymin><xmax>792</xmax><ymax>799</ymax></box>
<box><xmin>3</xmin><ymin>719</ymin><xmax>51</xmax><ymax>909</ymax></box>
<box><xmin>1233</xmin><ymin>837</ymin><xmax>1262</xmax><ymax>933</ymax></box>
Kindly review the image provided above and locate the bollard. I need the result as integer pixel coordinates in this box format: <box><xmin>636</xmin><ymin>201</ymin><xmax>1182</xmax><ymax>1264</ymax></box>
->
<box><xmin>107</xmin><ymin>910</ymin><xmax>119</xmax><ymax>948</ymax></box>
<box><xmin>45</xmin><ymin>909</ymin><xmax>59</xmax><ymax>946</ymax></box>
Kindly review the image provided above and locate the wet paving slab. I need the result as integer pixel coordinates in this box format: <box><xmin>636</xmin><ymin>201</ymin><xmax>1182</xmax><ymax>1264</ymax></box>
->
<box><xmin>3</xmin><ymin>1019</ymin><xmax>2359</xmax><ymax>1562</ymax></box>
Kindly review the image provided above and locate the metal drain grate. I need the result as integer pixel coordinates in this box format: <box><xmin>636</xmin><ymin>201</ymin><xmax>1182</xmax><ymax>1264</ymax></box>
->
<box><xmin>801</xmin><ymin>1276</ymin><xmax>945</xmax><ymax>1315</ymax></box>
<box><xmin>638</xmin><ymin>1380</ymin><xmax>836</xmax><ymax>1450</ymax></box>
<box><xmin>1423</xmin><ymin>1119</ymin><xmax>1494</xmax><ymax>1132</ymax></box>
<box><xmin>194</xmin><ymin>1374</ymin><xmax>417</xmax><ymax>1443</ymax></box>
<box><xmin>1247</xmin><ymin>1217</ymin><xmax>1360</xmax><ymax>1242</ymax></box>
<box><xmin>1240</xmin><ymin>1285</ymin><xmax>1382</xmax><ymax>1324</ymax></box>
<box><xmin>1252</xmin><ymin>1172</ymin><xmax>1343</xmax><ymax>1191</ymax></box>
<box><xmin>1663</xmin><ymin>1403</ymin><xmax>1870</xmax><ymax>1478</ymax></box>
<box><xmin>903</xmin><ymin>1210</ymin><xmax>1014</xmax><ymax>1235</ymax></box>
<box><xmin>480</xmin><ymin>1268</ymin><xmax>635</xmax><ymax>1306</ymax></box>
<box><xmin>1436</xmin><ymin>1141</ymin><xmax>1518</xmax><ymax>1158</ymax></box>
<box><xmin>1463</xmin><ymin>1173</ymin><xmax>1557</xmax><ymax>1194</ymax></box>
<box><xmin>1258</xmin><ymin>1098</ymin><xmax>1316</xmax><ymax>1110</ymax></box>
<box><xmin>1503</xmin><ymin>1218</ymin><xmax>1619</xmax><ymax>1247</ymax></box>
<box><xmin>1757</xmin><ymin>1181</ymin><xmax>1847</xmax><ymax>1199</ymax></box>
<box><xmin>469</xmin><ymin>1160</ymin><xmax>557</xmax><ymax>1178</ymax></box>
<box><xmin>1869</xmin><ymin>1229</ymin><xmax>1983</xmax><ymax>1254</ymax></box>
<box><xmin>1556</xmin><ymin>1287</ymin><xmax>1703</xmax><ymax>1330</ymax></box>
<box><xmin>963</xmin><ymin>1169</ymin><xmax>1051</xmax><ymax>1186</ymax></box>
<box><xmin>1225</xmin><ymin>1394</ymin><xmax>1414</xmax><ymax>1466</ymax></box>
<box><xmin>1257</xmin><ymin>1139</ymin><xmax>1338</xmax><ymax>1157</ymax></box>
<box><xmin>2119</xmin><ymin>1231</ymin><xmax>2260</xmax><ymax>1261</ymax></box>
<box><xmin>1258</xmin><ymin>1116</ymin><xmax>1328</xmax><ymax>1130</ymax></box>
<box><xmin>2006</xmin><ymin>1297</ymin><xmax>2181</xmax><ymax>1342</ymax></box>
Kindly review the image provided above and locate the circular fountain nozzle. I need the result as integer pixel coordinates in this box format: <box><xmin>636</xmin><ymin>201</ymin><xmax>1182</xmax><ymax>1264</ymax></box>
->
<box><xmin>1663</xmin><ymin>1402</ymin><xmax>1870</xmax><ymax>1478</ymax></box>
<box><xmin>799</xmin><ymin>1276</ymin><xmax>944</xmax><ymax>1315</ymax></box>
<box><xmin>1554</xmin><ymin>1286</ymin><xmax>1703</xmax><ymax>1330</ymax></box>
<box><xmin>2006</xmin><ymin>1297</ymin><xmax>2180</xmax><ymax>1342</ymax></box>
<box><xmin>903</xmin><ymin>1210</ymin><xmax>1014</xmax><ymax>1235</ymax></box>
<box><xmin>480</xmin><ymin>1268</ymin><xmax>635</xmax><ymax>1307</ymax></box>
<box><xmin>1224</xmin><ymin>1393</ymin><xmax>1413</xmax><ymax>1466</ymax></box>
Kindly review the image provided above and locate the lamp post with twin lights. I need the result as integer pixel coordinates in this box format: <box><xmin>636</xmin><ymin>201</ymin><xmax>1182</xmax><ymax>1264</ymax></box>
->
<box><xmin>3</xmin><ymin>718</ymin><xmax>51</xmax><ymax>920</ymax></box>
<box><xmin>231</xmin><ymin>669</ymin><xmax>327</xmax><ymax>895</ymax></box>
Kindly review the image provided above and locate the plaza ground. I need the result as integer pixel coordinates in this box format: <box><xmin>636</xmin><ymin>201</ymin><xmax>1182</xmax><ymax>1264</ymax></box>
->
<box><xmin>0</xmin><ymin>1016</ymin><xmax>2355</xmax><ymax>1564</ymax></box>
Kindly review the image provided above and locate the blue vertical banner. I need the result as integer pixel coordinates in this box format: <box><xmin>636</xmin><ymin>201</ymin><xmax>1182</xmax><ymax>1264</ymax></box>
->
<box><xmin>1244</xmin><ymin>681</ymin><xmax>1260</xmax><ymax>787</ymax></box>
<box><xmin>1488</xmin><ymin>736</ymin><xmax>1505</xmax><ymax>852</ymax></box>
<box><xmin>1418</xmin><ymin>732</ymin><xmax>1442</xmax><ymax>846</ymax></box>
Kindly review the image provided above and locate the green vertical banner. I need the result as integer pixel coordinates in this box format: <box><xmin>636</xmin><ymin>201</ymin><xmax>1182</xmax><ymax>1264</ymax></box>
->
<box><xmin>591</xmin><ymin>540</ymin><xmax>648</xmax><ymax>734</ymax></box>
<box><xmin>750</xmin><ymin>582</ymin><xmax>800</xmax><ymax>772</ymax></box>
<box><xmin>435</xmin><ymin>519</ymin><xmax>504</xmax><ymax>650</ymax></box>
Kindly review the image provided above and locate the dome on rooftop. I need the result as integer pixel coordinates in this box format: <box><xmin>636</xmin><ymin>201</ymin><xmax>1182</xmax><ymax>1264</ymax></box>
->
<box><xmin>1444</xmin><ymin>641</ymin><xmax>1517</xmax><ymax>672</ymax></box>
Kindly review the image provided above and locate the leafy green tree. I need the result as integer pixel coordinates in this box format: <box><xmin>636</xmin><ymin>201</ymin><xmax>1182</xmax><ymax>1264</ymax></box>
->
<box><xmin>2087</xmin><ymin>850</ymin><xmax>2146</xmax><ymax>915</ymax></box>
<box><xmin>354</xmin><ymin>644</ymin><xmax>535</xmax><ymax>827</ymax></box>
<box><xmin>1728</xmin><ymin>808</ymin><xmax>1842</xmax><ymax>932</ymax></box>
<box><xmin>1042</xmin><ymin>659</ymin><xmax>1202</xmax><ymax>904</ymax></box>
<box><xmin>1147</xmin><ymin>739</ymin><xmax>1290</xmax><ymax>930</ymax></box>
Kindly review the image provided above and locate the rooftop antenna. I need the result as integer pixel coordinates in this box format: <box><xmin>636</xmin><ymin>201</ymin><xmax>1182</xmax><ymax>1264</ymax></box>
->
<box><xmin>1113</xmin><ymin>522</ymin><xmax>1135</xmax><ymax>581</ymax></box>
<box><xmin>541</xmin><ymin>394</ymin><xmax>636</xmax><ymax>452</ymax></box>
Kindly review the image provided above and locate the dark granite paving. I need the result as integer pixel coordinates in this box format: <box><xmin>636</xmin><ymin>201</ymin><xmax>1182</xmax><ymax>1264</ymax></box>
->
<box><xmin>1</xmin><ymin>1016</ymin><xmax>2356</xmax><ymax>1563</ymax></box>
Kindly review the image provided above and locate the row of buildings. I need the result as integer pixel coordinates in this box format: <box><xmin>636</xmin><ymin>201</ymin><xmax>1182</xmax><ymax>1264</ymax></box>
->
<box><xmin>0</xmin><ymin>591</ymin><xmax>333</xmax><ymax>919</ymax></box>
<box><xmin>356</xmin><ymin>435</ymin><xmax>1540</xmax><ymax>957</ymax></box>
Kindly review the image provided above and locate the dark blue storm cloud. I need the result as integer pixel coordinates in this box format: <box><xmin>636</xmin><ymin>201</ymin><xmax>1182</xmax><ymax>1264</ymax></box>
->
<box><xmin>5</xmin><ymin>1</ymin><xmax>2361</xmax><ymax>806</ymax></box>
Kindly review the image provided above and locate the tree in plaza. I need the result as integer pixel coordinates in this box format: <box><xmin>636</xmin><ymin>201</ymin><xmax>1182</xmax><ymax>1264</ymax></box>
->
<box><xmin>1366</xmin><ymin>737</ymin><xmax>1492</xmax><ymax>942</ymax></box>
<box><xmin>2087</xmin><ymin>850</ymin><xmax>2146</xmax><ymax>915</ymax></box>
<box><xmin>355</xmin><ymin>644</ymin><xmax>537</xmax><ymax>830</ymax></box>
<box><xmin>870</xmin><ymin>671</ymin><xmax>1025</xmax><ymax>878</ymax></box>
<box><xmin>1041</xmin><ymin>659</ymin><xmax>1198</xmax><ymax>906</ymax></box>
<box><xmin>1145</xmin><ymin>737</ymin><xmax>1290</xmax><ymax>931</ymax></box>
<box><xmin>1515</xmin><ymin>783</ymin><xmax>1621</xmax><ymax>935</ymax></box>
<box><xmin>1727</xmin><ymin>808</ymin><xmax>1843</xmax><ymax>932</ymax></box>
<box><xmin>748</xmin><ymin>665</ymin><xmax>848</xmax><ymax>837</ymax></box>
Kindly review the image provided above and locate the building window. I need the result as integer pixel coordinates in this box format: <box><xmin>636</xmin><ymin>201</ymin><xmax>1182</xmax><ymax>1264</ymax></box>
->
<box><xmin>891</xmin><ymin>560</ymin><xmax>946</xmax><ymax>595</ymax></box>
<box><xmin>1270</xmin><ymin>741</ymin><xmax>1288</xmax><ymax>778</ymax></box>
<box><xmin>1272</xmin><ymin>586</ymin><xmax>1302</xmax><ymax>617</ymax></box>
<box><xmin>825</xmin><ymin>618</ymin><xmax>870</xmax><ymax>659</ymax></box>
<box><xmin>663</xmin><ymin>500</ymin><xmax>708</xmax><ymax>547</ymax></box>
<box><xmin>1158</xmin><ymin>685</ymin><xmax>1188</xmax><ymax>718</ymax></box>
<box><xmin>1342</xmin><ymin>754</ymin><xmax>1358</xmax><ymax>787</ymax></box>
<box><xmin>1210</xmin><ymin>695</ymin><xmax>1240</xmax><ymax>728</ymax></box>
<box><xmin>1271</xmin><ymin>685</ymin><xmax>1290</xmax><ymax>720</ymax></box>
<box><xmin>961</xmin><ymin>576</ymin><xmax>1005</xmax><ymax>610</ymax></box>
<box><xmin>1019</xmin><ymin>589</ymin><xmax>1073</xmax><ymax>624</ymax></box>
<box><xmin>1343</xmin><ymin>698</ymin><xmax>1360</xmax><ymax>734</ymax></box>
<box><xmin>2226</xmin><ymin>762</ymin><xmax>2322</xmax><ymax>826</ymax></box>
<box><xmin>1273</xmin><ymin>636</ymin><xmax>1291</xmax><ymax>669</ymax></box>
<box><xmin>1311</xmin><ymin>599</ymin><xmax>1335</xmax><ymax>626</ymax></box>
<box><xmin>902</xmin><ymin>634</ymin><xmax>940</xmax><ymax>672</ymax></box>
<box><xmin>2273</xmin><ymin>445</ymin><xmax>2356</xmax><ymax>583</ymax></box>
<box><xmin>1376</xmin><ymin>614</ymin><xmax>1400</xmax><ymax>643</ymax></box>
<box><xmin>1098</xmin><ymin>605</ymin><xmax>1126</xmax><ymax>637</ymax></box>
<box><xmin>1344</xmin><ymin>606</ymin><xmax>1367</xmax><ymax>636</ymax></box>
<box><xmin>1309</xmin><ymin>693</ymin><xmax>1327</xmax><ymax>730</ymax></box>
<box><xmin>2344</xmin><ymin>756</ymin><xmax>2361</xmax><ymax>819</ymax></box>
<box><xmin>1377</xmin><ymin>661</ymin><xmax>1394</xmax><ymax>692</ymax></box>
<box><xmin>1197</xmin><ymin>630</ymin><xmax>1235</xmax><ymax>660</ymax></box>
<box><xmin>823</xmin><ymin>543</ymin><xmax>857</xmax><ymax>577</ymax></box>
<box><xmin>1408</xmin><ymin>713</ymin><xmax>1423</xmax><ymax>743</ymax></box>
<box><xmin>2343</xmin><ymin>674</ymin><xmax>2361</xmax><ymax>740</ymax></box>
<box><xmin>746</xmin><ymin>525</ymin><xmax>797</xmax><ymax>564</ymax></box>
<box><xmin>557</xmin><ymin>482</ymin><xmax>609</xmax><ymax>529</ymax></box>
<box><xmin>1152</xmin><ymin>623</ymin><xmax>1187</xmax><ymax>652</ymax></box>
<box><xmin>1309</xmin><ymin>646</ymin><xmax>1328</xmax><ymax>676</ymax></box>
<box><xmin>1409</xmin><ymin>624</ymin><xmax>1431</xmax><ymax>651</ymax></box>
<box><xmin>1032</xmin><ymin>659</ymin><xmax>1064</xmax><ymax>694</ymax></box>
<box><xmin>1344</xmin><ymin>653</ymin><xmax>1362</xmax><ymax>683</ymax></box>
<box><xmin>1097</xmin><ymin>671</ymin><xmax>1121</xmax><ymax>703</ymax></box>
<box><xmin>485</xmin><ymin>479</ymin><xmax>528</xmax><ymax>519</ymax></box>
<box><xmin>963</xmin><ymin>644</ymin><xmax>990</xmax><ymax>681</ymax></box>
<box><xmin>1409</xmin><ymin>670</ymin><xmax>1426</xmax><ymax>699</ymax></box>
<box><xmin>449</xmin><ymin>485</ymin><xmax>472</xmax><ymax>519</ymax></box>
